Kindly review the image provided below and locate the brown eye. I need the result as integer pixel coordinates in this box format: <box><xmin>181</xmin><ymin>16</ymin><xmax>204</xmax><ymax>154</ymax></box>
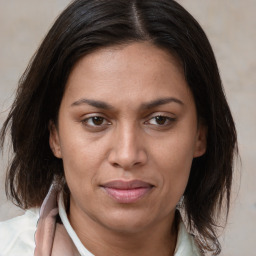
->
<box><xmin>155</xmin><ymin>116</ymin><xmax>168</xmax><ymax>125</ymax></box>
<box><xmin>91</xmin><ymin>116</ymin><xmax>104</xmax><ymax>125</ymax></box>
<box><xmin>82</xmin><ymin>116</ymin><xmax>110</xmax><ymax>127</ymax></box>
<box><xmin>146</xmin><ymin>115</ymin><xmax>176</xmax><ymax>126</ymax></box>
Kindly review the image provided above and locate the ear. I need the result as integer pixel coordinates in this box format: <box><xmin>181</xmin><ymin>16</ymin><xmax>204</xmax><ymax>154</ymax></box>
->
<box><xmin>49</xmin><ymin>121</ymin><xmax>62</xmax><ymax>158</ymax></box>
<box><xmin>193</xmin><ymin>122</ymin><xmax>207</xmax><ymax>158</ymax></box>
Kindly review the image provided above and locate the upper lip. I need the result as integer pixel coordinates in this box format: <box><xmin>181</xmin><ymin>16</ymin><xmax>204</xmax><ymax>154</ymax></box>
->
<box><xmin>101</xmin><ymin>180</ymin><xmax>154</xmax><ymax>189</ymax></box>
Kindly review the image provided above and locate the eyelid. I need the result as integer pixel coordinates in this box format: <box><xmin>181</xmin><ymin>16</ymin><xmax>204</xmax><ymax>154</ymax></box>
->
<box><xmin>79</xmin><ymin>112</ymin><xmax>176</xmax><ymax>130</ymax></box>
<box><xmin>86</xmin><ymin>117</ymin><xmax>109</xmax><ymax>124</ymax></box>
<box><xmin>81</xmin><ymin>114</ymin><xmax>112</xmax><ymax>128</ymax></box>
<box><xmin>144</xmin><ymin>112</ymin><xmax>176</xmax><ymax>120</ymax></box>
<box><xmin>144</xmin><ymin>112</ymin><xmax>177</xmax><ymax>126</ymax></box>
<box><xmin>81</xmin><ymin>112</ymin><xmax>109</xmax><ymax>120</ymax></box>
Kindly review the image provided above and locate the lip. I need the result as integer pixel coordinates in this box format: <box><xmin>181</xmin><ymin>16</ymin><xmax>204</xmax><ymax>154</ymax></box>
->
<box><xmin>101</xmin><ymin>180</ymin><xmax>154</xmax><ymax>203</ymax></box>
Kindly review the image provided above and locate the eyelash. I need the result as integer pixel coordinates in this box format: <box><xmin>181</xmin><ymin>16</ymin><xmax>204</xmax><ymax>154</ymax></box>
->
<box><xmin>145</xmin><ymin>115</ymin><xmax>176</xmax><ymax>126</ymax></box>
<box><xmin>82</xmin><ymin>116</ymin><xmax>111</xmax><ymax>127</ymax></box>
<box><xmin>81</xmin><ymin>114</ymin><xmax>176</xmax><ymax>130</ymax></box>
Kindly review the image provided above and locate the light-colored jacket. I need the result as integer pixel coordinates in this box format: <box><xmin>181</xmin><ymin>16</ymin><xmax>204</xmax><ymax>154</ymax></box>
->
<box><xmin>0</xmin><ymin>185</ymin><xmax>201</xmax><ymax>256</ymax></box>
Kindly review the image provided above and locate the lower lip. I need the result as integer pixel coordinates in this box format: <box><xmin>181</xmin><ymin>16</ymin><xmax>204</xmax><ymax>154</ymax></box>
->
<box><xmin>103</xmin><ymin>187</ymin><xmax>152</xmax><ymax>203</ymax></box>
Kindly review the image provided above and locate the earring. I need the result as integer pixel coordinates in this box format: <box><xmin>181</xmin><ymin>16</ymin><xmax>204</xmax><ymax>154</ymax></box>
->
<box><xmin>176</xmin><ymin>195</ymin><xmax>184</xmax><ymax>209</ymax></box>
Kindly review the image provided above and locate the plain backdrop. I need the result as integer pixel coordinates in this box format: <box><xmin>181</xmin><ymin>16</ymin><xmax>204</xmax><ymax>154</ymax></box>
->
<box><xmin>0</xmin><ymin>1</ymin><xmax>255</xmax><ymax>255</ymax></box>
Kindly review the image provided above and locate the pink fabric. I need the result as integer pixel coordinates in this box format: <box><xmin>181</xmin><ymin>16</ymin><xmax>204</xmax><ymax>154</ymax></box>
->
<box><xmin>34</xmin><ymin>184</ymin><xmax>79</xmax><ymax>256</ymax></box>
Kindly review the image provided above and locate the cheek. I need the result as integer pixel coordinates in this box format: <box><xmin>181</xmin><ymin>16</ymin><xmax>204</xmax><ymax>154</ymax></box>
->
<box><xmin>158</xmin><ymin>150</ymin><xmax>192</xmax><ymax>195</ymax></box>
<box><xmin>58</xmin><ymin>130</ymin><xmax>102</xmax><ymax>192</ymax></box>
<box><xmin>152</xmin><ymin>153</ymin><xmax>191</xmax><ymax>215</ymax></box>
<box><xmin>152</xmin><ymin>128</ymin><xmax>197</xmax><ymax>197</ymax></box>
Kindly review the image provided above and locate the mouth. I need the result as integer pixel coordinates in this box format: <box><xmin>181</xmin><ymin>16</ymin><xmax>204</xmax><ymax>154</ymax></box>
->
<box><xmin>100</xmin><ymin>180</ymin><xmax>154</xmax><ymax>204</ymax></box>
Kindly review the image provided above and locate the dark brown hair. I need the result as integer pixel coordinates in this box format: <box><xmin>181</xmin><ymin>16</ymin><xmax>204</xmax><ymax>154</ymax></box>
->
<box><xmin>1</xmin><ymin>0</ymin><xmax>237</xmax><ymax>254</ymax></box>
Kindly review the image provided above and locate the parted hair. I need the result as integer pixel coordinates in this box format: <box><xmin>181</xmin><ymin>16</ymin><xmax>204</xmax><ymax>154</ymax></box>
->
<box><xmin>1</xmin><ymin>0</ymin><xmax>237</xmax><ymax>254</ymax></box>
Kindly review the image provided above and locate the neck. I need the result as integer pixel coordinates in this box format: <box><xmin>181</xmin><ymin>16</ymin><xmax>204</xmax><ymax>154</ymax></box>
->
<box><xmin>68</xmin><ymin>201</ymin><xmax>179</xmax><ymax>256</ymax></box>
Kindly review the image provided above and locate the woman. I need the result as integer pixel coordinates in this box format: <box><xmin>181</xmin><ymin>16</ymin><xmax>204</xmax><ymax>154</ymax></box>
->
<box><xmin>0</xmin><ymin>0</ymin><xmax>237</xmax><ymax>255</ymax></box>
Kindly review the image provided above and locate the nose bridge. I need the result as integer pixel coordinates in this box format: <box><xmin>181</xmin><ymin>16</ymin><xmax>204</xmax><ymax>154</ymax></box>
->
<box><xmin>109</xmin><ymin>121</ymin><xmax>147</xmax><ymax>169</ymax></box>
<box><xmin>118</xmin><ymin>123</ymin><xmax>137</xmax><ymax>155</ymax></box>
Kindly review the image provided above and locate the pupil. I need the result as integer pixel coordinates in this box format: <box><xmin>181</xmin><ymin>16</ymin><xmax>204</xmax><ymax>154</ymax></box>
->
<box><xmin>93</xmin><ymin>117</ymin><xmax>103</xmax><ymax>125</ymax></box>
<box><xmin>156</xmin><ymin>116</ymin><xmax>166</xmax><ymax>125</ymax></box>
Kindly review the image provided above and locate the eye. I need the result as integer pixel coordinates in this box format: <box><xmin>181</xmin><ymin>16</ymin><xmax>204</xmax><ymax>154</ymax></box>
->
<box><xmin>82</xmin><ymin>116</ymin><xmax>111</xmax><ymax>127</ymax></box>
<box><xmin>146</xmin><ymin>115</ymin><xmax>176</xmax><ymax>126</ymax></box>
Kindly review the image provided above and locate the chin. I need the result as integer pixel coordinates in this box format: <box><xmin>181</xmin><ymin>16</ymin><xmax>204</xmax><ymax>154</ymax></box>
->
<box><xmin>99</xmin><ymin>208</ymin><xmax>154</xmax><ymax>234</ymax></box>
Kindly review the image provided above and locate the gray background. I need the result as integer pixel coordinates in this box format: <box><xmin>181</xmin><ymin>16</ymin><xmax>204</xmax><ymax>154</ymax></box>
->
<box><xmin>0</xmin><ymin>1</ymin><xmax>255</xmax><ymax>255</ymax></box>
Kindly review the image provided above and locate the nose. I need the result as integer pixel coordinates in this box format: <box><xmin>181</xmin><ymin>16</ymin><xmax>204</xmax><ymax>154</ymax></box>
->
<box><xmin>107</xmin><ymin>124</ymin><xmax>148</xmax><ymax>170</ymax></box>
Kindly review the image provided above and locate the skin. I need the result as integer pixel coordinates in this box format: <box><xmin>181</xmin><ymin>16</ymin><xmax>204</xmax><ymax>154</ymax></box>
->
<box><xmin>50</xmin><ymin>42</ymin><xmax>207</xmax><ymax>256</ymax></box>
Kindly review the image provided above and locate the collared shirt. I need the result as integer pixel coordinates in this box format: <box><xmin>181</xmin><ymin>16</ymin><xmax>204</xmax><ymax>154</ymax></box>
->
<box><xmin>0</xmin><ymin>185</ymin><xmax>201</xmax><ymax>256</ymax></box>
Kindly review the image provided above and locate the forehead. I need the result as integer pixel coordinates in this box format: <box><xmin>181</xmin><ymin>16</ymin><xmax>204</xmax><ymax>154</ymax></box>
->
<box><xmin>68</xmin><ymin>42</ymin><xmax>183</xmax><ymax>82</ymax></box>
<box><xmin>63</xmin><ymin>42</ymin><xmax>192</xmax><ymax>107</ymax></box>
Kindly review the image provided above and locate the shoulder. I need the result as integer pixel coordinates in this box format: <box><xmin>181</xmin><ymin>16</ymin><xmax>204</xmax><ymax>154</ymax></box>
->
<box><xmin>0</xmin><ymin>208</ymin><xmax>39</xmax><ymax>256</ymax></box>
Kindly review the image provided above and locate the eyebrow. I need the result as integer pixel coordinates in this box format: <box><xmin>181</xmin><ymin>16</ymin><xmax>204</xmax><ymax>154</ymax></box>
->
<box><xmin>71</xmin><ymin>99</ymin><xmax>113</xmax><ymax>109</ymax></box>
<box><xmin>70</xmin><ymin>97</ymin><xmax>184</xmax><ymax>110</ymax></box>
<box><xmin>141</xmin><ymin>97</ymin><xmax>184</xmax><ymax>109</ymax></box>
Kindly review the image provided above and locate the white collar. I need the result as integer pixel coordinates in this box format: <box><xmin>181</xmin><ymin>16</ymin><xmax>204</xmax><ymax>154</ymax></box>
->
<box><xmin>58</xmin><ymin>192</ymin><xmax>94</xmax><ymax>256</ymax></box>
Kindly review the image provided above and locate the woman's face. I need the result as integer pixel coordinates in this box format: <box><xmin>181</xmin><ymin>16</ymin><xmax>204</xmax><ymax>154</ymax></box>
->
<box><xmin>50</xmin><ymin>42</ymin><xmax>206</xmax><ymax>235</ymax></box>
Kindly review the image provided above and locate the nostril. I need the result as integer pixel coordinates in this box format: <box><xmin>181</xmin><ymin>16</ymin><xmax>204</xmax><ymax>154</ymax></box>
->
<box><xmin>108</xmin><ymin>147</ymin><xmax>148</xmax><ymax>170</ymax></box>
<box><xmin>112</xmin><ymin>160</ymin><xmax>143</xmax><ymax>170</ymax></box>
